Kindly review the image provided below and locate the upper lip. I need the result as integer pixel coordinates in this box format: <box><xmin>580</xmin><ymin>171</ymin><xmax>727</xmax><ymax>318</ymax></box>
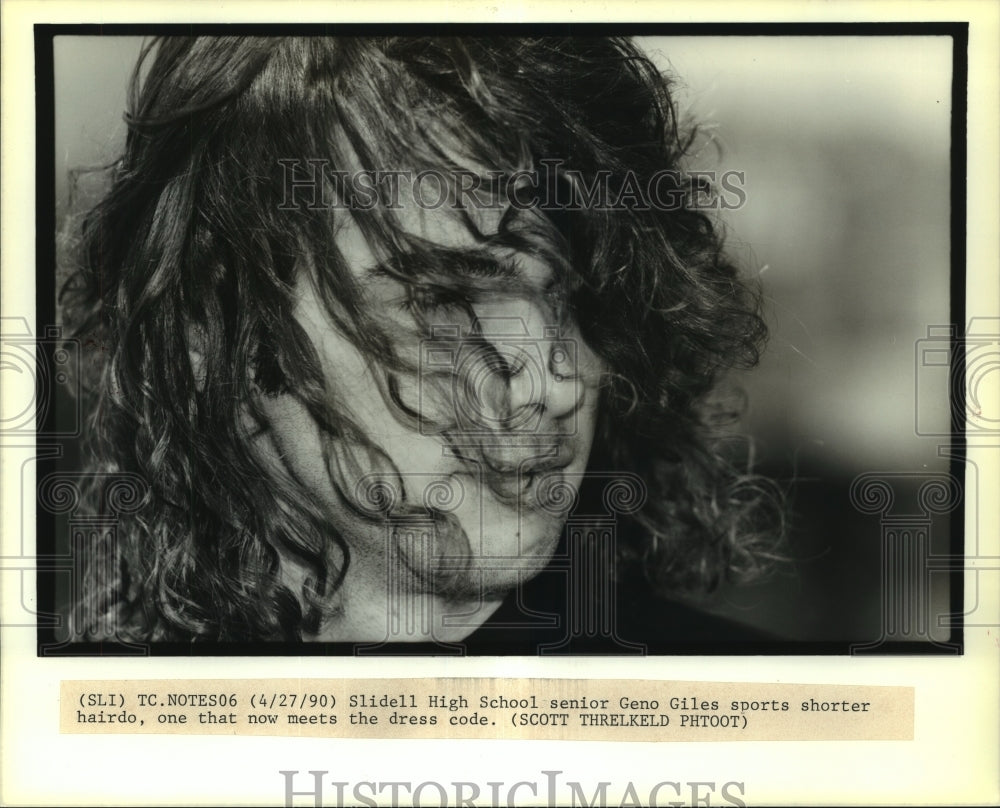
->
<box><xmin>449</xmin><ymin>438</ymin><xmax>576</xmax><ymax>476</ymax></box>
<box><xmin>489</xmin><ymin>448</ymin><xmax>574</xmax><ymax>476</ymax></box>
<box><xmin>517</xmin><ymin>452</ymin><xmax>573</xmax><ymax>476</ymax></box>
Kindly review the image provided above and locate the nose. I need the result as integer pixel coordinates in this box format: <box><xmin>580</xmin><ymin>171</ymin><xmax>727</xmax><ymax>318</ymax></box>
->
<box><xmin>505</xmin><ymin>338</ymin><xmax>581</xmax><ymax>423</ymax></box>
<box><xmin>475</xmin><ymin>311</ymin><xmax>586</xmax><ymax>429</ymax></box>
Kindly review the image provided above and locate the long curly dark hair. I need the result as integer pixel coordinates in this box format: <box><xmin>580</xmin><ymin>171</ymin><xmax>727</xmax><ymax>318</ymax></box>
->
<box><xmin>62</xmin><ymin>35</ymin><xmax>783</xmax><ymax>642</ymax></box>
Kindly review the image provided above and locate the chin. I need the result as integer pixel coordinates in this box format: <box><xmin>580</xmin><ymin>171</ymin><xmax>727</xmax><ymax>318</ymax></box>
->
<box><xmin>435</xmin><ymin>526</ymin><xmax>563</xmax><ymax>602</ymax></box>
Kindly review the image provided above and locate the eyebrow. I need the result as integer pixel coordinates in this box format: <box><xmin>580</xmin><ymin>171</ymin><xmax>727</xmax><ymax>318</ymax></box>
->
<box><xmin>361</xmin><ymin>248</ymin><xmax>522</xmax><ymax>283</ymax></box>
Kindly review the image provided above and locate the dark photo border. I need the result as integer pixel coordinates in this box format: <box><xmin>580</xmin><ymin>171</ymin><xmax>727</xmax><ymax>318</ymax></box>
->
<box><xmin>34</xmin><ymin>21</ymin><xmax>968</xmax><ymax>657</ymax></box>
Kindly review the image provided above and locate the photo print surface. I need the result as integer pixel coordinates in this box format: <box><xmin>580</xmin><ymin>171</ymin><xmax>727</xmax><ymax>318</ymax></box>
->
<box><xmin>35</xmin><ymin>26</ymin><xmax>964</xmax><ymax>655</ymax></box>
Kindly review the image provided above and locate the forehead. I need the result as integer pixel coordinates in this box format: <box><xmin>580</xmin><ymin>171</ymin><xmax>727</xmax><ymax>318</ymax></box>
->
<box><xmin>333</xmin><ymin>174</ymin><xmax>510</xmax><ymax>275</ymax></box>
<box><xmin>330</xmin><ymin>166</ymin><xmax>558</xmax><ymax>286</ymax></box>
<box><xmin>324</xmin><ymin>107</ymin><xmax>538</xmax><ymax>275</ymax></box>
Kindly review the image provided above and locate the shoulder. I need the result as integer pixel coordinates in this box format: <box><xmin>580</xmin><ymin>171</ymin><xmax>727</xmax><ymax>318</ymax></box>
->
<box><xmin>459</xmin><ymin>567</ymin><xmax>785</xmax><ymax>654</ymax></box>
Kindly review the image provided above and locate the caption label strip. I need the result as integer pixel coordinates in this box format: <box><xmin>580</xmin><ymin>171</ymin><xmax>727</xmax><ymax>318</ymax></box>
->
<box><xmin>62</xmin><ymin>678</ymin><xmax>913</xmax><ymax>741</ymax></box>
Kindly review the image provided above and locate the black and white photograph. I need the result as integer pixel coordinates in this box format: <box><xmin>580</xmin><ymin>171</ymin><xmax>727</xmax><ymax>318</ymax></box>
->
<box><xmin>1</xmin><ymin>3</ymin><xmax>998</xmax><ymax>807</ymax></box>
<box><xmin>36</xmin><ymin>27</ymin><xmax>963</xmax><ymax>654</ymax></box>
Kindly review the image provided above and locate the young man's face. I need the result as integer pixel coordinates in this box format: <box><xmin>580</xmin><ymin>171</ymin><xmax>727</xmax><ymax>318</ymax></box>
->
<box><xmin>255</xmin><ymin>181</ymin><xmax>605</xmax><ymax>608</ymax></box>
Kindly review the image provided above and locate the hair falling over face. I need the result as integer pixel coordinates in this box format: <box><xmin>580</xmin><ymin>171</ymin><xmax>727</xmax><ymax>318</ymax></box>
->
<box><xmin>61</xmin><ymin>35</ymin><xmax>784</xmax><ymax>642</ymax></box>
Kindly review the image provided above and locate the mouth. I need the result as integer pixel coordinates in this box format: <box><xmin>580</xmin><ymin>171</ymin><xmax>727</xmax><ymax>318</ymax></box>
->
<box><xmin>446</xmin><ymin>439</ymin><xmax>579</xmax><ymax>510</ymax></box>
<box><xmin>515</xmin><ymin>451</ymin><xmax>574</xmax><ymax>476</ymax></box>
<box><xmin>483</xmin><ymin>440</ymin><xmax>575</xmax><ymax>473</ymax></box>
<box><xmin>450</xmin><ymin>436</ymin><xmax>576</xmax><ymax>473</ymax></box>
<box><xmin>487</xmin><ymin>460</ymin><xmax>576</xmax><ymax>512</ymax></box>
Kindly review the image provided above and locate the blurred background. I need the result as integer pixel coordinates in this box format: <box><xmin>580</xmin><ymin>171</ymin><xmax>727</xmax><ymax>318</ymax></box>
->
<box><xmin>640</xmin><ymin>36</ymin><xmax>954</xmax><ymax>643</ymax></box>
<box><xmin>52</xmin><ymin>34</ymin><xmax>956</xmax><ymax>645</ymax></box>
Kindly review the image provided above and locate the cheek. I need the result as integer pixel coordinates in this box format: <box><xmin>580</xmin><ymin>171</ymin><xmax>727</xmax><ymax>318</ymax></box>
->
<box><xmin>311</xmin><ymin>332</ymin><xmax>447</xmax><ymax>491</ymax></box>
<box><xmin>271</xmin><ymin>306</ymin><xmax>457</xmax><ymax>513</ymax></box>
<box><xmin>253</xmin><ymin>393</ymin><xmax>339</xmax><ymax>513</ymax></box>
